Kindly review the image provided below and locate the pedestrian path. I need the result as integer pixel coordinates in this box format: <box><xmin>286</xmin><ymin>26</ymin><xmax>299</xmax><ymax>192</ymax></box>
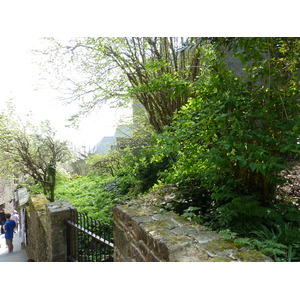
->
<box><xmin>0</xmin><ymin>232</ymin><xmax>28</xmax><ymax>262</ymax></box>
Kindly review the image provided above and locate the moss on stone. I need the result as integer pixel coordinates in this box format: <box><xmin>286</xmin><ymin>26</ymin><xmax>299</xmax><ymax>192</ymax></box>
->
<box><xmin>154</xmin><ymin>228</ymin><xmax>167</xmax><ymax>235</ymax></box>
<box><xmin>145</xmin><ymin>221</ymin><xmax>168</xmax><ymax>232</ymax></box>
<box><xmin>173</xmin><ymin>215</ymin><xmax>190</xmax><ymax>223</ymax></box>
<box><xmin>31</xmin><ymin>195</ymin><xmax>49</xmax><ymax>207</ymax></box>
<box><xmin>134</xmin><ymin>209</ymin><xmax>149</xmax><ymax>216</ymax></box>
<box><xmin>187</xmin><ymin>223</ymin><xmax>209</xmax><ymax>232</ymax></box>
<box><xmin>210</xmin><ymin>257</ymin><xmax>232</xmax><ymax>262</ymax></box>
<box><xmin>123</xmin><ymin>205</ymin><xmax>148</xmax><ymax>217</ymax></box>
<box><xmin>163</xmin><ymin>234</ymin><xmax>190</xmax><ymax>245</ymax></box>
<box><xmin>236</xmin><ymin>250</ymin><xmax>269</xmax><ymax>262</ymax></box>
<box><xmin>163</xmin><ymin>211</ymin><xmax>177</xmax><ymax>217</ymax></box>
<box><xmin>30</xmin><ymin>195</ymin><xmax>49</xmax><ymax>226</ymax></box>
<box><xmin>202</xmin><ymin>238</ymin><xmax>240</xmax><ymax>255</ymax></box>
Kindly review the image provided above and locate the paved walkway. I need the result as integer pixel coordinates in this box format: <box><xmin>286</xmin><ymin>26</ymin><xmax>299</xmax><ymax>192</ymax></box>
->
<box><xmin>0</xmin><ymin>232</ymin><xmax>28</xmax><ymax>262</ymax></box>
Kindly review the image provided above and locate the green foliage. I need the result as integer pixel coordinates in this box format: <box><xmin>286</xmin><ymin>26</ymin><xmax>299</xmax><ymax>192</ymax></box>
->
<box><xmin>27</xmin><ymin>181</ymin><xmax>44</xmax><ymax>195</ymax></box>
<box><xmin>153</xmin><ymin>38</ymin><xmax>300</xmax><ymax>233</ymax></box>
<box><xmin>0</xmin><ymin>103</ymin><xmax>71</xmax><ymax>201</ymax></box>
<box><xmin>69</xmin><ymin>158</ymin><xmax>89</xmax><ymax>176</ymax></box>
<box><xmin>115</xmin><ymin>134</ymin><xmax>171</xmax><ymax>195</ymax></box>
<box><xmin>237</xmin><ymin>223</ymin><xmax>300</xmax><ymax>262</ymax></box>
<box><xmin>86</xmin><ymin>151</ymin><xmax>124</xmax><ymax>177</ymax></box>
<box><xmin>252</xmin><ymin>223</ymin><xmax>300</xmax><ymax>247</ymax></box>
<box><xmin>55</xmin><ymin>174</ymin><xmax>122</xmax><ymax>225</ymax></box>
<box><xmin>236</xmin><ymin>237</ymin><xmax>289</xmax><ymax>261</ymax></box>
<box><xmin>220</xmin><ymin>224</ymin><xmax>300</xmax><ymax>262</ymax></box>
<box><xmin>158</xmin><ymin>72</ymin><xmax>299</xmax><ymax>202</ymax></box>
<box><xmin>181</xmin><ymin>206</ymin><xmax>203</xmax><ymax>223</ymax></box>
<box><xmin>219</xmin><ymin>229</ymin><xmax>238</xmax><ymax>240</ymax></box>
<box><xmin>147</xmin><ymin>38</ymin><xmax>300</xmax><ymax>263</ymax></box>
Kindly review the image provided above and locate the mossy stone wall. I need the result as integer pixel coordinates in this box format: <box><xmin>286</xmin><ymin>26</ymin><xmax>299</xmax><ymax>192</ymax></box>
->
<box><xmin>25</xmin><ymin>196</ymin><xmax>76</xmax><ymax>262</ymax></box>
<box><xmin>46</xmin><ymin>201</ymin><xmax>77</xmax><ymax>262</ymax></box>
<box><xmin>113</xmin><ymin>198</ymin><xmax>272</xmax><ymax>262</ymax></box>
<box><xmin>26</xmin><ymin>195</ymin><xmax>50</xmax><ymax>261</ymax></box>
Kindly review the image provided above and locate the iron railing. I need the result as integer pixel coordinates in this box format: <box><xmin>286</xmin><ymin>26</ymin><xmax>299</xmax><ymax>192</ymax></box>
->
<box><xmin>66</xmin><ymin>210</ymin><xmax>114</xmax><ymax>262</ymax></box>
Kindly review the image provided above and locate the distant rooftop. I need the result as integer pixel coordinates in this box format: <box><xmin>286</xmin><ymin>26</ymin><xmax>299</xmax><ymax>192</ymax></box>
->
<box><xmin>92</xmin><ymin>124</ymin><xmax>133</xmax><ymax>154</ymax></box>
<box><xmin>92</xmin><ymin>136</ymin><xmax>116</xmax><ymax>154</ymax></box>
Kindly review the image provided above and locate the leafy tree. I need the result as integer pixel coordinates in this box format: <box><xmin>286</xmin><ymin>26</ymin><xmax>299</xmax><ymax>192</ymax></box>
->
<box><xmin>0</xmin><ymin>104</ymin><xmax>71</xmax><ymax>201</ymax></box>
<box><xmin>86</xmin><ymin>151</ymin><xmax>123</xmax><ymax>176</ymax></box>
<box><xmin>37</xmin><ymin>37</ymin><xmax>207</xmax><ymax>132</ymax></box>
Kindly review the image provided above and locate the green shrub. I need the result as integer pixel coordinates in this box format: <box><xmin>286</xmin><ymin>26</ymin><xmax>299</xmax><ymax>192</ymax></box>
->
<box><xmin>152</xmin><ymin>38</ymin><xmax>300</xmax><ymax>237</ymax></box>
<box><xmin>54</xmin><ymin>174</ymin><xmax>122</xmax><ymax>225</ymax></box>
<box><xmin>115</xmin><ymin>134</ymin><xmax>171</xmax><ymax>195</ymax></box>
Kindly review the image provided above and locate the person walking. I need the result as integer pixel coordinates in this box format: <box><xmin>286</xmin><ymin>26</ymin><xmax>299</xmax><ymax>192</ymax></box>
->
<box><xmin>0</xmin><ymin>209</ymin><xmax>6</xmax><ymax>234</ymax></box>
<box><xmin>3</xmin><ymin>213</ymin><xmax>16</xmax><ymax>253</ymax></box>
<box><xmin>11</xmin><ymin>210</ymin><xmax>19</xmax><ymax>232</ymax></box>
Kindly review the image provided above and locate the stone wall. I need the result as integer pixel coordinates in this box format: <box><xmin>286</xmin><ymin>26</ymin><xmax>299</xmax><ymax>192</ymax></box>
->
<box><xmin>113</xmin><ymin>196</ymin><xmax>272</xmax><ymax>262</ymax></box>
<box><xmin>0</xmin><ymin>178</ymin><xmax>17</xmax><ymax>212</ymax></box>
<box><xmin>25</xmin><ymin>190</ymin><xmax>272</xmax><ymax>262</ymax></box>
<box><xmin>25</xmin><ymin>195</ymin><xmax>76</xmax><ymax>262</ymax></box>
<box><xmin>46</xmin><ymin>201</ymin><xmax>77</xmax><ymax>262</ymax></box>
<box><xmin>26</xmin><ymin>195</ymin><xmax>50</xmax><ymax>261</ymax></box>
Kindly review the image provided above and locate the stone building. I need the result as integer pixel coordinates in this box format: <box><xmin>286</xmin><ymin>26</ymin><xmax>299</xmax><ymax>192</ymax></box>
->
<box><xmin>0</xmin><ymin>178</ymin><xmax>18</xmax><ymax>213</ymax></box>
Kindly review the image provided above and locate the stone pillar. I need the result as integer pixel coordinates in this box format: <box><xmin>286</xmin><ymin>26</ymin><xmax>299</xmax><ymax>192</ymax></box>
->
<box><xmin>26</xmin><ymin>195</ymin><xmax>50</xmax><ymax>262</ymax></box>
<box><xmin>46</xmin><ymin>201</ymin><xmax>77</xmax><ymax>262</ymax></box>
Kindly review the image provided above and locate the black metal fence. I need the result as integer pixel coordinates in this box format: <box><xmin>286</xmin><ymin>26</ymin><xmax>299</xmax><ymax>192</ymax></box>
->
<box><xmin>66</xmin><ymin>210</ymin><xmax>114</xmax><ymax>262</ymax></box>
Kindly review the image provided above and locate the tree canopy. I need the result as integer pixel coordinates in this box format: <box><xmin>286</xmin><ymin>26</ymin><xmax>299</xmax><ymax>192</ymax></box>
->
<box><xmin>0</xmin><ymin>104</ymin><xmax>71</xmax><ymax>201</ymax></box>
<box><xmin>37</xmin><ymin>37</ymin><xmax>209</xmax><ymax>132</ymax></box>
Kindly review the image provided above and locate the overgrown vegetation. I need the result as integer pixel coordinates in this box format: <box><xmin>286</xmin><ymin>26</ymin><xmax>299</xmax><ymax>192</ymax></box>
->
<box><xmin>9</xmin><ymin>37</ymin><xmax>300</xmax><ymax>262</ymax></box>
<box><xmin>54</xmin><ymin>174</ymin><xmax>121</xmax><ymax>225</ymax></box>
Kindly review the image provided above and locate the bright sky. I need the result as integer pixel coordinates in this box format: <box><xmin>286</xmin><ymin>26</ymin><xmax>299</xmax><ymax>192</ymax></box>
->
<box><xmin>0</xmin><ymin>36</ymin><xmax>131</xmax><ymax>150</ymax></box>
<box><xmin>0</xmin><ymin>3</ymin><xmax>294</xmax><ymax>151</ymax></box>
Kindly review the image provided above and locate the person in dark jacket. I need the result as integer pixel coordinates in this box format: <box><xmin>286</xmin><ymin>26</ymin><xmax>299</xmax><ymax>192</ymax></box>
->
<box><xmin>0</xmin><ymin>209</ymin><xmax>6</xmax><ymax>234</ymax></box>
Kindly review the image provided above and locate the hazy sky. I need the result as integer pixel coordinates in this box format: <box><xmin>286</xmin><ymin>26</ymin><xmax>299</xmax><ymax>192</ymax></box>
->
<box><xmin>0</xmin><ymin>36</ymin><xmax>131</xmax><ymax>149</ymax></box>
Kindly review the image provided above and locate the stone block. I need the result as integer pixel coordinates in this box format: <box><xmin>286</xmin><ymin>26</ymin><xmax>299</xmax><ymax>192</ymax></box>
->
<box><xmin>135</xmin><ymin>223</ymin><xmax>149</xmax><ymax>243</ymax></box>
<box><xmin>146</xmin><ymin>231</ymin><xmax>159</xmax><ymax>253</ymax></box>
<box><xmin>146</xmin><ymin>251</ymin><xmax>160</xmax><ymax>262</ymax></box>
<box><xmin>113</xmin><ymin>223</ymin><xmax>129</xmax><ymax>257</ymax></box>
<box><xmin>157</xmin><ymin>240</ymin><xmax>169</xmax><ymax>261</ymax></box>
<box><xmin>137</xmin><ymin>240</ymin><xmax>149</xmax><ymax>257</ymax></box>
<box><xmin>169</xmin><ymin>244</ymin><xmax>210</xmax><ymax>262</ymax></box>
<box><xmin>129</xmin><ymin>244</ymin><xmax>146</xmax><ymax>262</ymax></box>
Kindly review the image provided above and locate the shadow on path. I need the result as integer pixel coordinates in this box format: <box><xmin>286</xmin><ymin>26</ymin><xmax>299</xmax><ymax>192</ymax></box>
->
<box><xmin>0</xmin><ymin>232</ymin><xmax>28</xmax><ymax>262</ymax></box>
